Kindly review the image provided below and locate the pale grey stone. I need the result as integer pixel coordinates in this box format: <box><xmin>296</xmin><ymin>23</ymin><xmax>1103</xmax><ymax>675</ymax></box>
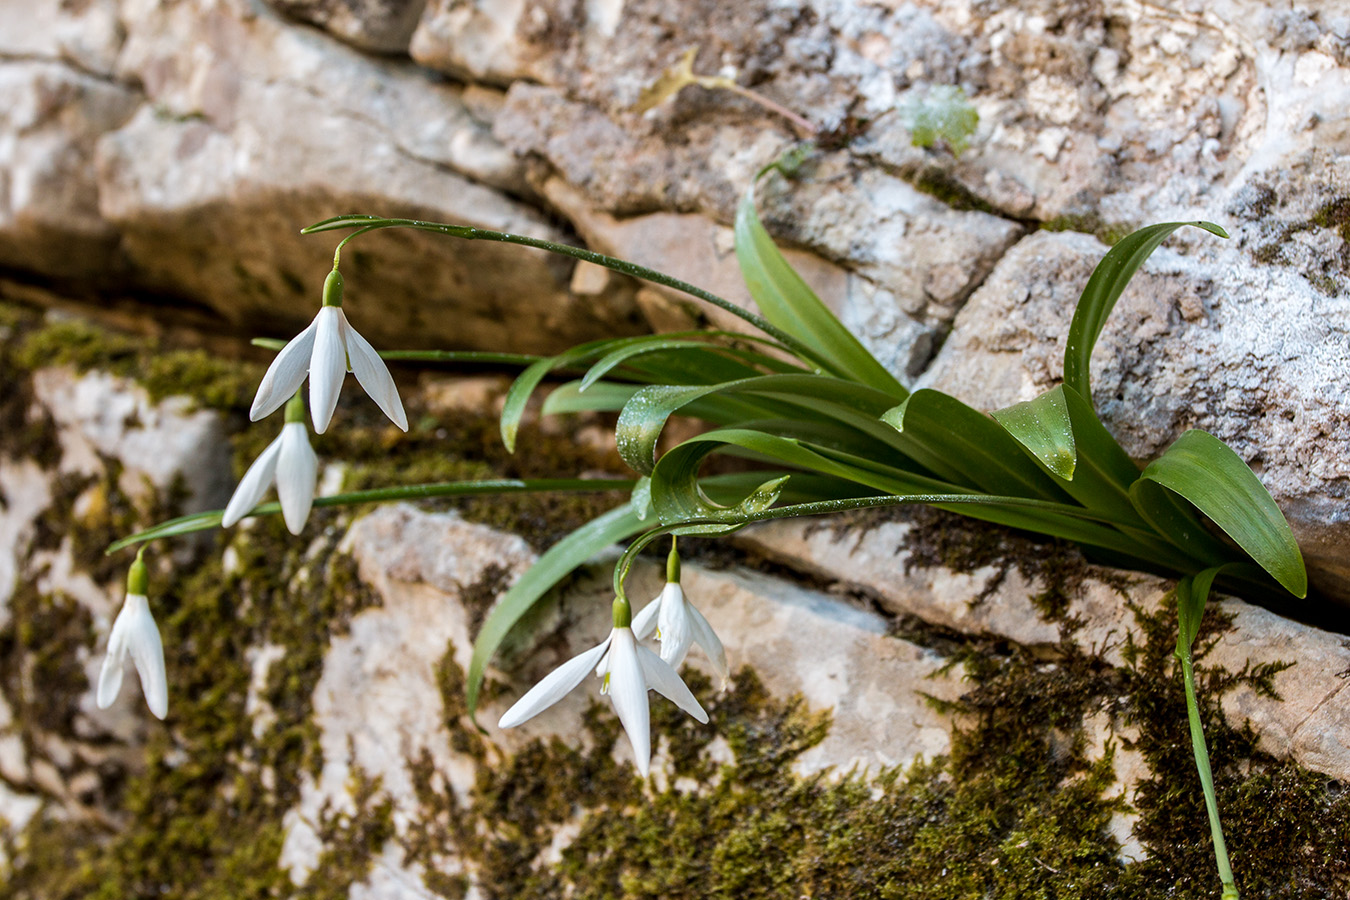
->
<box><xmin>919</xmin><ymin>228</ymin><xmax>1350</xmax><ymax>601</ymax></box>
<box><xmin>267</xmin><ymin>0</ymin><xmax>429</xmax><ymax>53</ymax></box>
<box><xmin>736</xmin><ymin>515</ymin><xmax>1350</xmax><ymax>783</ymax></box>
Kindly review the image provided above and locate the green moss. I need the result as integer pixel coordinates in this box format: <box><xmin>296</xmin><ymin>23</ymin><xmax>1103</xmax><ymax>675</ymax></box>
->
<box><xmin>1040</xmin><ymin>212</ymin><xmax>1137</xmax><ymax>247</ymax></box>
<box><xmin>4</xmin><ymin>511</ymin><xmax>384</xmax><ymax>898</ymax></box>
<box><xmin>11</xmin><ymin>307</ymin><xmax>261</xmax><ymax>413</ymax></box>
<box><xmin>907</xmin><ymin>167</ymin><xmax>996</xmax><ymax>214</ymax></box>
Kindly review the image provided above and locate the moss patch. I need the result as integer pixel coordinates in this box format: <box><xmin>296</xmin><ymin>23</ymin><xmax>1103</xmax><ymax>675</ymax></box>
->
<box><xmin>4</xmin><ymin>517</ymin><xmax>385</xmax><ymax>899</ymax></box>
<box><xmin>12</xmin><ymin>312</ymin><xmax>262</xmax><ymax>412</ymax></box>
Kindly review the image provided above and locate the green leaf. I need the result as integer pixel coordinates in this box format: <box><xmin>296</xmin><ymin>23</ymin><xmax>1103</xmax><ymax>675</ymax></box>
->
<box><xmin>735</xmin><ymin>184</ymin><xmax>907</xmax><ymax>399</ymax></box>
<box><xmin>898</xmin><ymin>85</ymin><xmax>979</xmax><ymax>155</ymax></box>
<box><xmin>882</xmin><ymin>390</ymin><xmax>1070</xmax><ymax>500</ymax></box>
<box><xmin>614</xmin><ymin>374</ymin><xmax>904</xmax><ymax>476</ymax></box>
<box><xmin>106</xmin><ymin>478</ymin><xmax>636</xmax><ymax>554</ymax></box>
<box><xmin>1128</xmin><ymin>477</ymin><xmax>1231</xmax><ymax>568</ymax></box>
<box><xmin>466</xmin><ymin>504</ymin><xmax>646</xmax><ymax>722</ymax></box>
<box><xmin>541</xmin><ymin>381</ymin><xmax>640</xmax><ymax>416</ymax></box>
<box><xmin>1064</xmin><ymin>221</ymin><xmax>1227</xmax><ymax>408</ymax></box>
<box><xmin>991</xmin><ymin>386</ymin><xmax>1077</xmax><ymax>480</ymax></box>
<box><xmin>1140</xmin><ymin>430</ymin><xmax>1306</xmax><ymax>598</ymax></box>
<box><xmin>1175</xmin><ymin>566</ymin><xmax>1227</xmax><ymax>657</ymax></box>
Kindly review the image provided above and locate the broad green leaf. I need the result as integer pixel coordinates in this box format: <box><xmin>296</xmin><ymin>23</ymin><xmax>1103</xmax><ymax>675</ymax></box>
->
<box><xmin>615</xmin><ymin>374</ymin><xmax>905</xmax><ymax>476</ymax></box>
<box><xmin>1128</xmin><ymin>477</ymin><xmax>1230</xmax><ymax>568</ymax></box>
<box><xmin>881</xmin><ymin>390</ymin><xmax>1069</xmax><ymax>499</ymax></box>
<box><xmin>646</xmin><ymin>428</ymin><xmax>1181</xmax><ymax>563</ymax></box>
<box><xmin>735</xmin><ymin>184</ymin><xmax>907</xmax><ymax>399</ymax></box>
<box><xmin>1004</xmin><ymin>384</ymin><xmax>1147</xmax><ymax>531</ymax></box>
<box><xmin>1063</xmin><ymin>221</ymin><xmax>1227</xmax><ymax>408</ymax></box>
<box><xmin>1140</xmin><ymin>429</ymin><xmax>1306</xmax><ymax>598</ymax></box>
<box><xmin>466</xmin><ymin>504</ymin><xmax>646</xmax><ymax>722</ymax></box>
<box><xmin>992</xmin><ymin>386</ymin><xmax>1077</xmax><ymax>480</ymax></box>
<box><xmin>541</xmin><ymin>381</ymin><xmax>640</xmax><ymax>415</ymax></box>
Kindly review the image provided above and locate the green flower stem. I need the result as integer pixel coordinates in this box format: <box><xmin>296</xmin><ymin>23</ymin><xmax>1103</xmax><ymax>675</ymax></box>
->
<box><xmin>127</xmin><ymin>547</ymin><xmax>149</xmax><ymax>595</ymax></box>
<box><xmin>1179</xmin><ymin>645</ymin><xmax>1239</xmax><ymax>899</ymax></box>
<box><xmin>301</xmin><ymin>216</ymin><xmax>835</xmax><ymax>374</ymax></box>
<box><xmin>667</xmin><ymin>537</ymin><xmax>681</xmax><ymax>583</ymax></box>
<box><xmin>283</xmin><ymin>391</ymin><xmax>305</xmax><ymax>424</ymax></box>
<box><xmin>106</xmin><ymin>478</ymin><xmax>637</xmax><ymax>555</ymax></box>
<box><xmin>608</xmin><ymin>490</ymin><xmax>1198</xmax><ymax>605</ymax></box>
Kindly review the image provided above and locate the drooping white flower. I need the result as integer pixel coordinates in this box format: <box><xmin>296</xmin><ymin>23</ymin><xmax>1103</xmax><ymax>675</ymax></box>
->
<box><xmin>632</xmin><ymin>542</ymin><xmax>728</xmax><ymax>683</ymax></box>
<box><xmin>632</xmin><ymin>582</ymin><xmax>728</xmax><ymax>684</ymax></box>
<box><xmin>498</xmin><ymin>617</ymin><xmax>707</xmax><ymax>777</ymax></box>
<box><xmin>96</xmin><ymin>553</ymin><xmax>167</xmax><ymax>720</ymax></box>
<box><xmin>222</xmin><ymin>394</ymin><xmax>319</xmax><ymax>535</ymax></box>
<box><xmin>250</xmin><ymin>269</ymin><xmax>407</xmax><ymax>434</ymax></box>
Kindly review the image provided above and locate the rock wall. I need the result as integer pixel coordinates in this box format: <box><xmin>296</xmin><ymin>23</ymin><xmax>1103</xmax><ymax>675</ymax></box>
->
<box><xmin>2</xmin><ymin>0</ymin><xmax>1350</xmax><ymax>896</ymax></box>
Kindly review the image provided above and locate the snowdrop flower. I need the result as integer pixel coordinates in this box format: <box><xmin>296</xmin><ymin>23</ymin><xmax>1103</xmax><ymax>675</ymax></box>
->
<box><xmin>222</xmin><ymin>392</ymin><xmax>319</xmax><ymax>534</ymax></box>
<box><xmin>499</xmin><ymin>598</ymin><xmax>708</xmax><ymax>777</ymax></box>
<box><xmin>97</xmin><ymin>551</ymin><xmax>167</xmax><ymax>720</ymax></box>
<box><xmin>250</xmin><ymin>269</ymin><xmax>408</xmax><ymax>434</ymax></box>
<box><xmin>632</xmin><ymin>542</ymin><xmax>728</xmax><ymax>683</ymax></box>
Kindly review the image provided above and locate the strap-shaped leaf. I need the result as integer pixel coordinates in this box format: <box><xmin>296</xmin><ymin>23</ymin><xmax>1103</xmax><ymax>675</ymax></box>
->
<box><xmin>735</xmin><ymin>184</ymin><xmax>907</xmax><ymax>399</ymax></box>
<box><xmin>466</xmin><ymin>504</ymin><xmax>646</xmax><ymax>722</ymax></box>
<box><xmin>500</xmin><ymin>340</ymin><xmax>612</xmax><ymax>452</ymax></box>
<box><xmin>646</xmin><ymin>428</ymin><xmax>1185</xmax><ymax>564</ymax></box>
<box><xmin>992</xmin><ymin>385</ymin><xmax>1077</xmax><ymax>480</ymax></box>
<box><xmin>1140</xmin><ymin>429</ymin><xmax>1306</xmax><ymax>598</ymax></box>
<box><xmin>616</xmin><ymin>374</ymin><xmax>909</xmax><ymax>475</ymax></box>
<box><xmin>579</xmin><ymin>334</ymin><xmax>804</xmax><ymax>390</ymax></box>
<box><xmin>1064</xmin><ymin>221</ymin><xmax>1227</xmax><ymax>408</ymax></box>
<box><xmin>882</xmin><ymin>390</ymin><xmax>1069</xmax><ymax>500</ymax></box>
<box><xmin>541</xmin><ymin>381</ymin><xmax>640</xmax><ymax>415</ymax></box>
<box><xmin>1128</xmin><ymin>477</ymin><xmax>1230</xmax><ymax>568</ymax></box>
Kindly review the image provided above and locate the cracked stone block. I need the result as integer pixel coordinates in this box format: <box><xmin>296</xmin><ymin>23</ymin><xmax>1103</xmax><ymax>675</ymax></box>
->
<box><xmin>266</xmin><ymin>0</ymin><xmax>429</xmax><ymax>53</ymax></box>
<box><xmin>0</xmin><ymin>62</ymin><xmax>138</xmax><ymax>278</ymax></box>
<box><xmin>919</xmin><ymin>228</ymin><xmax>1350</xmax><ymax>603</ymax></box>
<box><xmin>737</xmin><ymin>514</ymin><xmax>1350</xmax><ymax>784</ymax></box>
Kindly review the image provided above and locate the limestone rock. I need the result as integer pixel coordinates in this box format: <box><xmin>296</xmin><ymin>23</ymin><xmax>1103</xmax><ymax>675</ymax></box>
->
<box><xmin>920</xmin><ymin>228</ymin><xmax>1350</xmax><ymax>601</ymax></box>
<box><xmin>267</xmin><ymin>0</ymin><xmax>429</xmax><ymax>53</ymax></box>
<box><xmin>31</xmin><ymin>367</ymin><xmax>232</xmax><ymax>512</ymax></box>
<box><xmin>0</xmin><ymin>62</ymin><xmax>138</xmax><ymax>279</ymax></box>
<box><xmin>738</xmin><ymin>514</ymin><xmax>1350</xmax><ymax>784</ymax></box>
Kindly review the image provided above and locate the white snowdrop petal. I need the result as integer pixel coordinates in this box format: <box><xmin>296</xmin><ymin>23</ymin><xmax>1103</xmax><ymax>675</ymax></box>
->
<box><xmin>631</xmin><ymin>597</ymin><xmax>661</xmax><ymax>639</ymax></box>
<box><xmin>220</xmin><ymin>435</ymin><xmax>284</xmax><ymax>528</ymax></box>
<box><xmin>276</xmin><ymin>423</ymin><xmax>318</xmax><ymax>535</ymax></box>
<box><xmin>309</xmin><ymin>308</ymin><xmax>348</xmax><ymax>434</ymax></box>
<box><xmin>96</xmin><ymin>598</ymin><xmax>134</xmax><ymax>709</ymax></box>
<box><xmin>250</xmin><ymin>320</ymin><xmax>317</xmax><ymax>421</ymax></box>
<box><xmin>124</xmin><ymin>596</ymin><xmax>168</xmax><ymax>720</ymax></box>
<box><xmin>96</xmin><ymin>645</ymin><xmax>125</xmax><ymax>710</ymax></box>
<box><xmin>606</xmin><ymin>630</ymin><xmax>651</xmax><ymax>777</ymax></box>
<box><xmin>498</xmin><ymin>638</ymin><xmax>611</xmax><ymax>729</ymax></box>
<box><xmin>656</xmin><ymin>583</ymin><xmax>693</xmax><ymax>669</ymax></box>
<box><xmin>637</xmin><ymin>644</ymin><xmax>708</xmax><ymax>724</ymax></box>
<box><xmin>684</xmin><ymin>600</ymin><xmax>729</xmax><ymax>684</ymax></box>
<box><xmin>344</xmin><ymin>321</ymin><xmax>408</xmax><ymax>431</ymax></box>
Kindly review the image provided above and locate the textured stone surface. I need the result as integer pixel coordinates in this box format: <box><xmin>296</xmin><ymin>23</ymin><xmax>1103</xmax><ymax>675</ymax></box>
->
<box><xmin>5</xmin><ymin>0</ymin><xmax>1350</xmax><ymax>890</ymax></box>
<box><xmin>920</xmin><ymin>228</ymin><xmax>1350</xmax><ymax>599</ymax></box>
<box><xmin>267</xmin><ymin>0</ymin><xmax>429</xmax><ymax>53</ymax></box>
<box><xmin>738</xmin><ymin>514</ymin><xmax>1350</xmax><ymax>783</ymax></box>
<box><xmin>31</xmin><ymin>367</ymin><xmax>233</xmax><ymax>510</ymax></box>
